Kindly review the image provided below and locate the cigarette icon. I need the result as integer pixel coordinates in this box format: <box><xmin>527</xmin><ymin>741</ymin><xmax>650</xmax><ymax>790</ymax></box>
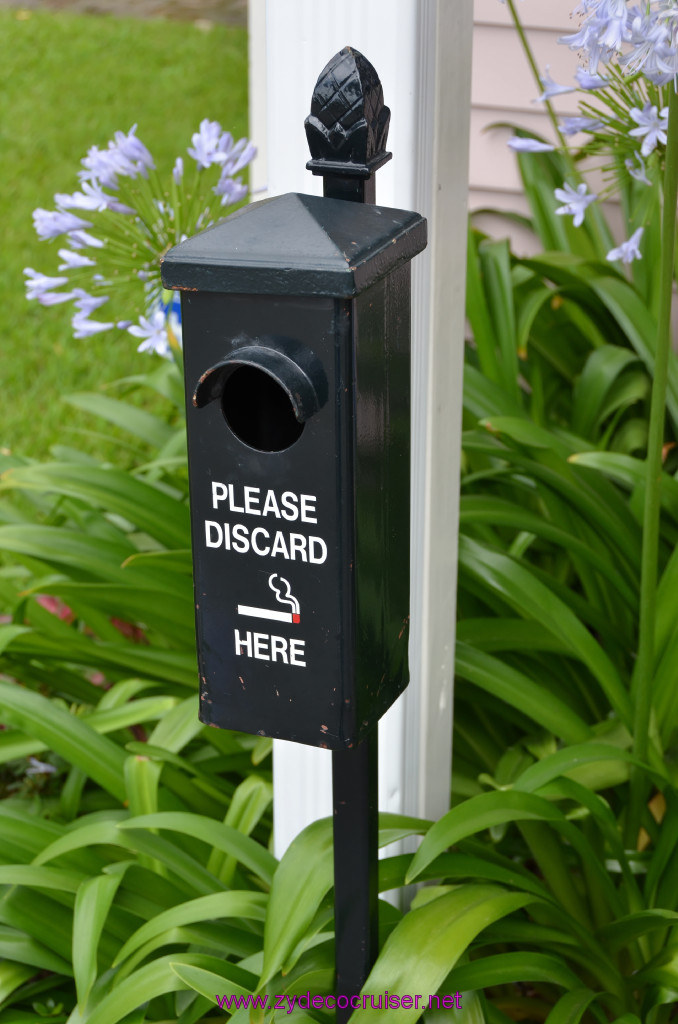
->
<box><xmin>237</xmin><ymin>605</ymin><xmax>299</xmax><ymax>624</ymax></box>
<box><xmin>237</xmin><ymin>574</ymin><xmax>300</xmax><ymax>625</ymax></box>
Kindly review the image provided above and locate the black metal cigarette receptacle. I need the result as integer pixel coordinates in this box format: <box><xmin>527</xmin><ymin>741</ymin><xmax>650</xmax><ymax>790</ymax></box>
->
<box><xmin>162</xmin><ymin>45</ymin><xmax>426</xmax><ymax>1017</ymax></box>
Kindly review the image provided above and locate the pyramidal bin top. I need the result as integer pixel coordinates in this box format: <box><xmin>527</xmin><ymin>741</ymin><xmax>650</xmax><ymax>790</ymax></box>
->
<box><xmin>160</xmin><ymin>192</ymin><xmax>426</xmax><ymax>298</ymax></box>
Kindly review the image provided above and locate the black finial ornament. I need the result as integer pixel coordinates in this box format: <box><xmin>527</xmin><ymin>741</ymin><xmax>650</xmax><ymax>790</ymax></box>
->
<box><xmin>305</xmin><ymin>46</ymin><xmax>391</xmax><ymax>204</ymax></box>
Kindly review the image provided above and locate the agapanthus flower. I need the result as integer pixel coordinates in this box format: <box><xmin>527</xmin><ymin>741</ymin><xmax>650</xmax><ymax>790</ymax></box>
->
<box><xmin>27</xmin><ymin>120</ymin><xmax>255</xmax><ymax>356</ymax></box>
<box><xmin>560</xmin><ymin>18</ymin><xmax>617</xmax><ymax>74</ymax></box>
<box><xmin>606</xmin><ymin>225</ymin><xmax>644</xmax><ymax>262</ymax></box>
<box><xmin>80</xmin><ymin>124</ymin><xmax>154</xmax><ymax>188</ymax></box>
<box><xmin>560</xmin><ymin>115</ymin><xmax>606</xmax><ymax>135</ymax></box>
<box><xmin>625</xmin><ymin>150</ymin><xmax>652</xmax><ymax>185</ymax></box>
<box><xmin>187</xmin><ymin>119</ymin><xmax>234</xmax><ymax>170</ymax></box>
<box><xmin>57</xmin><ymin>248</ymin><xmax>95</xmax><ymax>270</ymax></box>
<box><xmin>23</xmin><ymin>268</ymin><xmax>70</xmax><ymax>302</ymax></box>
<box><xmin>38</xmin><ymin>291</ymin><xmax>77</xmax><ymax>307</ymax></box>
<box><xmin>71</xmin><ymin>313</ymin><xmax>115</xmax><ymax>339</ymax></box>
<box><xmin>214</xmin><ymin>175</ymin><xmax>249</xmax><ymax>205</ymax></box>
<box><xmin>128</xmin><ymin>309</ymin><xmax>172</xmax><ymax>358</ymax></box>
<box><xmin>221</xmin><ymin>138</ymin><xmax>258</xmax><ymax>177</ymax></box>
<box><xmin>620</xmin><ymin>6</ymin><xmax>675</xmax><ymax>82</ymax></box>
<box><xmin>629</xmin><ymin>101</ymin><xmax>669</xmax><ymax>157</ymax></box>
<box><xmin>536</xmin><ymin>65</ymin><xmax>576</xmax><ymax>101</ymax></box>
<box><xmin>72</xmin><ymin>289</ymin><xmax>109</xmax><ymax>315</ymax></box>
<box><xmin>55</xmin><ymin>188</ymin><xmax>103</xmax><ymax>212</ymax></box>
<box><xmin>56</xmin><ymin>180</ymin><xmax>134</xmax><ymax>215</ymax></box>
<box><xmin>554</xmin><ymin>182</ymin><xmax>598</xmax><ymax>226</ymax></box>
<box><xmin>80</xmin><ymin>144</ymin><xmax>138</xmax><ymax>188</ymax></box>
<box><xmin>33</xmin><ymin>208</ymin><xmax>92</xmax><ymax>241</ymax></box>
<box><xmin>79</xmin><ymin>145</ymin><xmax>123</xmax><ymax>189</ymax></box>
<box><xmin>595</xmin><ymin>5</ymin><xmax>629</xmax><ymax>51</ymax></box>
<box><xmin>560</xmin><ymin>1</ymin><xmax>638</xmax><ymax>75</ymax></box>
<box><xmin>575</xmin><ymin>68</ymin><xmax>610</xmax><ymax>89</ymax></box>
<box><xmin>561</xmin><ymin>0</ymin><xmax>678</xmax><ymax>84</ymax></box>
<box><xmin>68</xmin><ymin>229</ymin><xmax>105</xmax><ymax>250</ymax></box>
<box><xmin>25</xmin><ymin>757</ymin><xmax>57</xmax><ymax>776</ymax></box>
<box><xmin>112</xmin><ymin>124</ymin><xmax>155</xmax><ymax>174</ymax></box>
<box><xmin>507</xmin><ymin>136</ymin><xmax>555</xmax><ymax>152</ymax></box>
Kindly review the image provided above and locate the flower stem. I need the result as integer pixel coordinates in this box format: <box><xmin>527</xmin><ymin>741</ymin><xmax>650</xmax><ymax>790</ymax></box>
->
<box><xmin>505</xmin><ymin>0</ymin><xmax>609</xmax><ymax>254</ymax></box>
<box><xmin>505</xmin><ymin>0</ymin><xmax>571</xmax><ymax>157</ymax></box>
<box><xmin>627</xmin><ymin>85</ymin><xmax>678</xmax><ymax>846</ymax></box>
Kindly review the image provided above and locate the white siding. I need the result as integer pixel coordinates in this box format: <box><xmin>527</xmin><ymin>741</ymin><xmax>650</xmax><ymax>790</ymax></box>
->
<box><xmin>471</xmin><ymin>0</ymin><xmax>583</xmax><ymax>251</ymax></box>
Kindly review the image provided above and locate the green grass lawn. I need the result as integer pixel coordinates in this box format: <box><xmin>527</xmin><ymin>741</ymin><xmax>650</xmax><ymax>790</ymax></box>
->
<box><xmin>0</xmin><ymin>8</ymin><xmax>248</xmax><ymax>459</ymax></box>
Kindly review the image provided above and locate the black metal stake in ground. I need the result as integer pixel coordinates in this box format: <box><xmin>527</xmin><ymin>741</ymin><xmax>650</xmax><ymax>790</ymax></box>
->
<box><xmin>162</xmin><ymin>44</ymin><xmax>425</xmax><ymax>1024</ymax></box>
<box><xmin>306</xmin><ymin>47</ymin><xmax>393</xmax><ymax>1017</ymax></box>
<box><xmin>331</xmin><ymin>734</ymin><xmax>379</xmax><ymax>1013</ymax></box>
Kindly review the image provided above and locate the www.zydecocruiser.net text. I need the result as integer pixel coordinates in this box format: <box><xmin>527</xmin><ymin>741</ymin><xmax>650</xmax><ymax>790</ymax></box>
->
<box><xmin>215</xmin><ymin>991</ymin><xmax>464</xmax><ymax>1012</ymax></box>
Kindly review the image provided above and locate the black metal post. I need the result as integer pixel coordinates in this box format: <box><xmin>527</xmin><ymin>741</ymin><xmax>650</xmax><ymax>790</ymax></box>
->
<box><xmin>332</xmin><ymin>732</ymin><xmax>379</xmax><ymax>1019</ymax></box>
<box><xmin>321</xmin><ymin>173</ymin><xmax>376</xmax><ymax>205</ymax></box>
<box><xmin>305</xmin><ymin>46</ymin><xmax>393</xmax><ymax>1018</ymax></box>
<box><xmin>325</xmin><ymin>154</ymin><xmax>378</xmax><ymax>1024</ymax></box>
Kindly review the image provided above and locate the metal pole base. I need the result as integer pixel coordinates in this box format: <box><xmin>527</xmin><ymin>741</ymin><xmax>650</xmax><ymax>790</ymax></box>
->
<box><xmin>332</xmin><ymin>729</ymin><xmax>378</xmax><ymax>1022</ymax></box>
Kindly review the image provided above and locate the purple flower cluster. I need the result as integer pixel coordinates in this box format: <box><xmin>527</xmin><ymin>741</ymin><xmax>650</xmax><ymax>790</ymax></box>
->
<box><xmin>185</xmin><ymin>119</ymin><xmax>256</xmax><ymax>207</ymax></box>
<box><xmin>80</xmin><ymin>124</ymin><xmax>155</xmax><ymax>189</ymax></box>
<box><xmin>25</xmin><ymin>121</ymin><xmax>256</xmax><ymax>356</ymax></box>
<box><xmin>561</xmin><ymin>1</ymin><xmax>678</xmax><ymax>85</ymax></box>
<box><xmin>502</xmin><ymin>1</ymin><xmax>678</xmax><ymax>267</ymax></box>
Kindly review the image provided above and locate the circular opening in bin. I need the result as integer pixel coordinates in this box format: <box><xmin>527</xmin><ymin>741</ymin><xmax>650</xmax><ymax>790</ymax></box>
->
<box><xmin>221</xmin><ymin>365</ymin><xmax>304</xmax><ymax>452</ymax></box>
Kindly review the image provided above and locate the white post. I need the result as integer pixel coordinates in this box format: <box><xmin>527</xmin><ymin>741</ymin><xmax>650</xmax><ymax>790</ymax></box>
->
<box><xmin>248</xmin><ymin>0</ymin><xmax>473</xmax><ymax>856</ymax></box>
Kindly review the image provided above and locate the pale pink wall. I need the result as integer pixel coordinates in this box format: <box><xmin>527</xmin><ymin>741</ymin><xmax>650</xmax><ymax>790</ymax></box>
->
<box><xmin>471</xmin><ymin>0</ymin><xmax>620</xmax><ymax>250</ymax></box>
